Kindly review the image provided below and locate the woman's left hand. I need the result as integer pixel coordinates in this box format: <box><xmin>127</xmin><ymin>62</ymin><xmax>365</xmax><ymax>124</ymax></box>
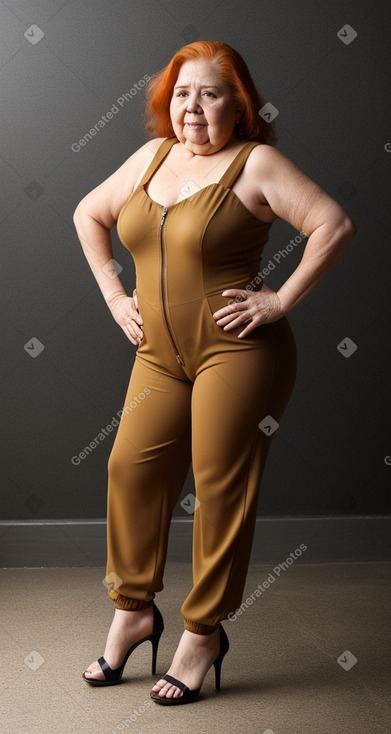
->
<box><xmin>213</xmin><ymin>283</ymin><xmax>284</xmax><ymax>338</ymax></box>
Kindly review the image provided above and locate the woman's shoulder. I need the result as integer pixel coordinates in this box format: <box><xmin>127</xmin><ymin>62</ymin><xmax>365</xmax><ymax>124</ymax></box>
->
<box><xmin>128</xmin><ymin>137</ymin><xmax>172</xmax><ymax>174</ymax></box>
<box><xmin>127</xmin><ymin>137</ymin><xmax>173</xmax><ymax>188</ymax></box>
<box><xmin>245</xmin><ymin>141</ymin><xmax>283</xmax><ymax>162</ymax></box>
<box><xmin>241</xmin><ymin>143</ymin><xmax>301</xmax><ymax>192</ymax></box>
<box><xmin>141</xmin><ymin>136</ymin><xmax>169</xmax><ymax>152</ymax></box>
<box><xmin>138</xmin><ymin>136</ymin><xmax>173</xmax><ymax>159</ymax></box>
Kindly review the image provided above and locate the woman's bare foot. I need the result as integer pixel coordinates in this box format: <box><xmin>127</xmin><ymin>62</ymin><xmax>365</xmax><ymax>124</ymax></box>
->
<box><xmin>83</xmin><ymin>606</ymin><xmax>154</xmax><ymax>681</ymax></box>
<box><xmin>150</xmin><ymin>628</ymin><xmax>220</xmax><ymax>700</ymax></box>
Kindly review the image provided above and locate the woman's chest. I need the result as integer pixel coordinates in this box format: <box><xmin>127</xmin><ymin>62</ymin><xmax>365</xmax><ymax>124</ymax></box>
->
<box><xmin>145</xmin><ymin>164</ymin><xmax>276</xmax><ymax>223</ymax></box>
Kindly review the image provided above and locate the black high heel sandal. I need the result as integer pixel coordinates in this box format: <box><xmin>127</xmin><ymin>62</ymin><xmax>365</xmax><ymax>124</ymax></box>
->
<box><xmin>150</xmin><ymin>623</ymin><xmax>229</xmax><ymax>705</ymax></box>
<box><xmin>82</xmin><ymin>601</ymin><xmax>164</xmax><ymax>686</ymax></box>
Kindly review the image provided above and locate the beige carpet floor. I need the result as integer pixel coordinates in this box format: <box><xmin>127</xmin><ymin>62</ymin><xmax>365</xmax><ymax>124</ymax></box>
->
<box><xmin>0</xmin><ymin>563</ymin><xmax>390</xmax><ymax>734</ymax></box>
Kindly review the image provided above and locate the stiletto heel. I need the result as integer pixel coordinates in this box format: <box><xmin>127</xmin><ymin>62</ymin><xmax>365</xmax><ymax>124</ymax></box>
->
<box><xmin>212</xmin><ymin>624</ymin><xmax>229</xmax><ymax>691</ymax></box>
<box><xmin>151</xmin><ymin>629</ymin><xmax>163</xmax><ymax>675</ymax></box>
<box><xmin>150</xmin><ymin>622</ymin><xmax>229</xmax><ymax>705</ymax></box>
<box><xmin>82</xmin><ymin>601</ymin><xmax>164</xmax><ymax>686</ymax></box>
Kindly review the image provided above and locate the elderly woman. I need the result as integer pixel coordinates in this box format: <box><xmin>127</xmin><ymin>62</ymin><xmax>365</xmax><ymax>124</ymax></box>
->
<box><xmin>73</xmin><ymin>40</ymin><xmax>356</xmax><ymax>704</ymax></box>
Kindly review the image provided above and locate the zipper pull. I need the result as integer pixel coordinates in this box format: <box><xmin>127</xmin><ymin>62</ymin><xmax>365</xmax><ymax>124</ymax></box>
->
<box><xmin>176</xmin><ymin>354</ymin><xmax>185</xmax><ymax>366</ymax></box>
<box><xmin>160</xmin><ymin>206</ymin><xmax>168</xmax><ymax>227</ymax></box>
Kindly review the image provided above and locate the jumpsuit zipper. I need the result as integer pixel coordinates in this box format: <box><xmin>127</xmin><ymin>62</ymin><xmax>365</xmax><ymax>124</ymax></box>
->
<box><xmin>160</xmin><ymin>206</ymin><xmax>185</xmax><ymax>367</ymax></box>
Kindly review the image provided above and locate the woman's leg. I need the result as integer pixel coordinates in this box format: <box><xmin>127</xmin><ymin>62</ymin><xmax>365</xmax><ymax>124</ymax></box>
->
<box><xmin>84</xmin><ymin>358</ymin><xmax>192</xmax><ymax>680</ymax></box>
<box><xmin>151</xmin><ymin>317</ymin><xmax>297</xmax><ymax>698</ymax></box>
<box><xmin>183</xmin><ymin>318</ymin><xmax>297</xmax><ymax>630</ymax></box>
<box><xmin>105</xmin><ymin>358</ymin><xmax>192</xmax><ymax>608</ymax></box>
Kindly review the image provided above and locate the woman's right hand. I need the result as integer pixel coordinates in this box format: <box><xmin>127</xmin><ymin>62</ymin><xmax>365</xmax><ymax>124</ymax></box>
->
<box><xmin>110</xmin><ymin>289</ymin><xmax>144</xmax><ymax>346</ymax></box>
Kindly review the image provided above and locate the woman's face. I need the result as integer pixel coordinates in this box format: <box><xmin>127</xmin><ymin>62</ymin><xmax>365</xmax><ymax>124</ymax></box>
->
<box><xmin>169</xmin><ymin>59</ymin><xmax>241</xmax><ymax>155</ymax></box>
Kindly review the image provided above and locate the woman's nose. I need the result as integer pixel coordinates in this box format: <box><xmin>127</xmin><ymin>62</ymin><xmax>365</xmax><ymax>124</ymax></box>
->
<box><xmin>186</xmin><ymin>94</ymin><xmax>202</xmax><ymax>113</ymax></box>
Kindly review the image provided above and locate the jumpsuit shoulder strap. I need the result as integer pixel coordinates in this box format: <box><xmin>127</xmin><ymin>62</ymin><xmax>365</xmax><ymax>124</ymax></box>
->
<box><xmin>137</xmin><ymin>137</ymin><xmax>179</xmax><ymax>187</ymax></box>
<box><xmin>218</xmin><ymin>141</ymin><xmax>262</xmax><ymax>189</ymax></box>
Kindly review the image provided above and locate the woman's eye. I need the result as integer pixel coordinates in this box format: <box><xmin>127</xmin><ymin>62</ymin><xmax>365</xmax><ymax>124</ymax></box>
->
<box><xmin>176</xmin><ymin>91</ymin><xmax>216</xmax><ymax>98</ymax></box>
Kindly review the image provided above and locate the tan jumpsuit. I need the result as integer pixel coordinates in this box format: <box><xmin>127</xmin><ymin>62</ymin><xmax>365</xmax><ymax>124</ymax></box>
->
<box><xmin>105</xmin><ymin>137</ymin><xmax>297</xmax><ymax>634</ymax></box>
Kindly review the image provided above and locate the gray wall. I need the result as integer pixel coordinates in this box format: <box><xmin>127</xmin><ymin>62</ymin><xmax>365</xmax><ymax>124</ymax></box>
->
<box><xmin>1</xmin><ymin>0</ymin><xmax>390</xmax><ymax>527</ymax></box>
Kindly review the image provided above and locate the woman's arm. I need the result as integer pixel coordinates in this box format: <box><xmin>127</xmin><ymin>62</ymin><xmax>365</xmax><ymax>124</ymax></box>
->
<box><xmin>213</xmin><ymin>145</ymin><xmax>356</xmax><ymax>337</ymax></box>
<box><xmin>73</xmin><ymin>139</ymin><xmax>164</xmax><ymax>344</ymax></box>
<box><xmin>259</xmin><ymin>145</ymin><xmax>357</xmax><ymax>313</ymax></box>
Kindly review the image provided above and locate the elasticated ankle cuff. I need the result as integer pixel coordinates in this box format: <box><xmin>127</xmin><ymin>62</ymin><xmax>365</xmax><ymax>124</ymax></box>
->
<box><xmin>184</xmin><ymin>618</ymin><xmax>219</xmax><ymax>634</ymax></box>
<box><xmin>108</xmin><ymin>590</ymin><xmax>154</xmax><ymax>611</ymax></box>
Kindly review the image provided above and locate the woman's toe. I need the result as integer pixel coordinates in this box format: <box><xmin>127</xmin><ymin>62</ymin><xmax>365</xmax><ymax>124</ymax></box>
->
<box><xmin>83</xmin><ymin>661</ymin><xmax>104</xmax><ymax>680</ymax></box>
<box><xmin>158</xmin><ymin>682</ymin><xmax>172</xmax><ymax>697</ymax></box>
<box><xmin>159</xmin><ymin>683</ymin><xmax>177</xmax><ymax>698</ymax></box>
<box><xmin>151</xmin><ymin>678</ymin><xmax>165</xmax><ymax>692</ymax></box>
<box><xmin>151</xmin><ymin>679</ymin><xmax>182</xmax><ymax>699</ymax></box>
